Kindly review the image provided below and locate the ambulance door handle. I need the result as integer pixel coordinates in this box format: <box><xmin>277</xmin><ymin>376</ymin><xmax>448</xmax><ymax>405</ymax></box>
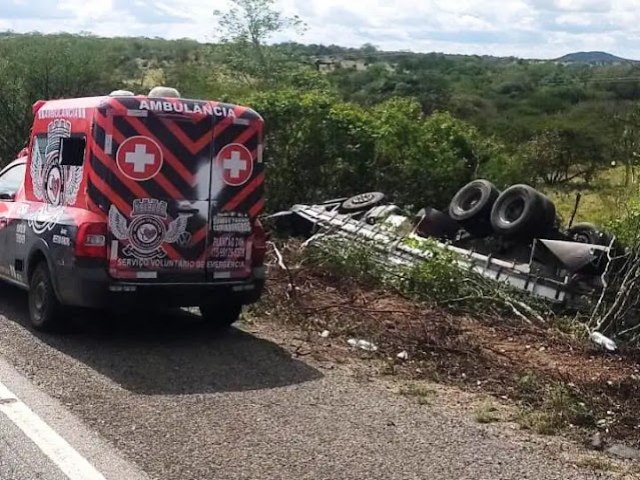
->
<box><xmin>0</xmin><ymin>218</ymin><xmax>7</xmax><ymax>228</ymax></box>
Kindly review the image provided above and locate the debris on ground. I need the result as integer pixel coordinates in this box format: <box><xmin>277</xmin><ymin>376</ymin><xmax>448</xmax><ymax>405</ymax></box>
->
<box><xmin>348</xmin><ymin>339</ymin><xmax>379</xmax><ymax>352</ymax></box>
<box><xmin>589</xmin><ymin>432</ymin><xmax>604</xmax><ymax>451</ymax></box>
<box><xmin>606</xmin><ymin>444</ymin><xmax>640</xmax><ymax>461</ymax></box>
<box><xmin>397</xmin><ymin>351</ymin><xmax>409</xmax><ymax>361</ymax></box>
<box><xmin>590</xmin><ymin>332</ymin><xmax>618</xmax><ymax>352</ymax></box>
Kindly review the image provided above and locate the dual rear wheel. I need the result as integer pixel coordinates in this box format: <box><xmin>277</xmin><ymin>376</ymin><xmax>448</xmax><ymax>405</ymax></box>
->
<box><xmin>449</xmin><ymin>181</ymin><xmax>556</xmax><ymax>240</ymax></box>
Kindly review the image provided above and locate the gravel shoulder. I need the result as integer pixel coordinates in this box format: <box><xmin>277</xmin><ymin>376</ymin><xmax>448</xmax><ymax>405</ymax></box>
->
<box><xmin>0</xmin><ymin>285</ymin><xmax>634</xmax><ymax>480</ymax></box>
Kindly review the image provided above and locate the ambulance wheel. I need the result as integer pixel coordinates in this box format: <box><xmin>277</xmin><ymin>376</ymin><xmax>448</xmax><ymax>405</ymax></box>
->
<box><xmin>199</xmin><ymin>302</ymin><xmax>242</xmax><ymax>331</ymax></box>
<box><xmin>29</xmin><ymin>262</ymin><xmax>65</xmax><ymax>332</ymax></box>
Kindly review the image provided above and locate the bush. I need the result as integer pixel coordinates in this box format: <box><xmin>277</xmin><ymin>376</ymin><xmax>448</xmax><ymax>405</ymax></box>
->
<box><xmin>607</xmin><ymin>196</ymin><xmax>640</xmax><ymax>247</ymax></box>
<box><xmin>247</xmin><ymin>91</ymin><xmax>519</xmax><ymax>212</ymax></box>
<box><xmin>305</xmin><ymin>235</ymin><xmax>547</xmax><ymax>322</ymax></box>
<box><xmin>246</xmin><ymin>89</ymin><xmax>377</xmax><ymax>211</ymax></box>
<box><xmin>372</xmin><ymin>102</ymin><xmax>479</xmax><ymax>209</ymax></box>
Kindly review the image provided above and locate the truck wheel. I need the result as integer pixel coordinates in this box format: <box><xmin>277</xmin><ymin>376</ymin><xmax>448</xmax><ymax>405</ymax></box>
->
<box><xmin>339</xmin><ymin>192</ymin><xmax>386</xmax><ymax>213</ymax></box>
<box><xmin>414</xmin><ymin>207</ymin><xmax>460</xmax><ymax>240</ymax></box>
<box><xmin>568</xmin><ymin>222</ymin><xmax>611</xmax><ymax>246</ymax></box>
<box><xmin>199</xmin><ymin>302</ymin><xmax>242</xmax><ymax>331</ymax></box>
<box><xmin>449</xmin><ymin>179</ymin><xmax>500</xmax><ymax>237</ymax></box>
<box><xmin>490</xmin><ymin>185</ymin><xmax>555</xmax><ymax>240</ymax></box>
<box><xmin>29</xmin><ymin>262</ymin><xmax>65</xmax><ymax>332</ymax></box>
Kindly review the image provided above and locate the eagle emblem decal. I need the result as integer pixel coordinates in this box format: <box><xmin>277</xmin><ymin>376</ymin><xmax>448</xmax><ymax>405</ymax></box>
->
<box><xmin>109</xmin><ymin>199</ymin><xmax>189</xmax><ymax>259</ymax></box>
<box><xmin>30</xmin><ymin>119</ymin><xmax>83</xmax><ymax>206</ymax></box>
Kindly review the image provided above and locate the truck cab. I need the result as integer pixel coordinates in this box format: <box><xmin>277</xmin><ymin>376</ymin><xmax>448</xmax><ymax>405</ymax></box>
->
<box><xmin>0</xmin><ymin>88</ymin><xmax>267</xmax><ymax>331</ymax></box>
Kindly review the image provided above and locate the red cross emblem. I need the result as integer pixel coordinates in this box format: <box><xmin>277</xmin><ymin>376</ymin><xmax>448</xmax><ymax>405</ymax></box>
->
<box><xmin>216</xmin><ymin>144</ymin><xmax>253</xmax><ymax>187</ymax></box>
<box><xmin>116</xmin><ymin>136</ymin><xmax>163</xmax><ymax>181</ymax></box>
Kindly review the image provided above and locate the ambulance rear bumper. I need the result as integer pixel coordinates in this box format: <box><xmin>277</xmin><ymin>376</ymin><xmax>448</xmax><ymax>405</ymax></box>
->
<box><xmin>55</xmin><ymin>262</ymin><xmax>266</xmax><ymax>309</ymax></box>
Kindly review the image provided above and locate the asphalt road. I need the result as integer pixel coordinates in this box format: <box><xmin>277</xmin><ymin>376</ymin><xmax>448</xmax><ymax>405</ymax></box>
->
<box><xmin>0</xmin><ymin>414</ymin><xmax>68</xmax><ymax>480</ymax></box>
<box><xmin>0</xmin><ymin>284</ymin><xmax>619</xmax><ymax>480</ymax></box>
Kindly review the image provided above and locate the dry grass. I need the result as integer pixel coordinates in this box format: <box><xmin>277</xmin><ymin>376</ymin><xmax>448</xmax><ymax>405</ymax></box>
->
<box><xmin>399</xmin><ymin>382</ymin><xmax>437</xmax><ymax>405</ymax></box>
<box><xmin>474</xmin><ymin>400</ymin><xmax>502</xmax><ymax>424</ymax></box>
<box><xmin>544</xmin><ymin>166</ymin><xmax>634</xmax><ymax>225</ymax></box>
<box><xmin>519</xmin><ymin>383</ymin><xmax>594</xmax><ymax>435</ymax></box>
<box><xmin>574</xmin><ymin>455</ymin><xmax>619</xmax><ymax>473</ymax></box>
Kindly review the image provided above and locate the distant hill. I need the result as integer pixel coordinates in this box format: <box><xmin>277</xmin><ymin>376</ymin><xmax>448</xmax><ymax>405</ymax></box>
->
<box><xmin>554</xmin><ymin>51</ymin><xmax>638</xmax><ymax>65</ymax></box>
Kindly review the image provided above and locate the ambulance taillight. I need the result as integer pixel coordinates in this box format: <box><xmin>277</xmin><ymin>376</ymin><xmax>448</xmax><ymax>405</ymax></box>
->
<box><xmin>251</xmin><ymin>220</ymin><xmax>267</xmax><ymax>267</ymax></box>
<box><xmin>75</xmin><ymin>223</ymin><xmax>108</xmax><ymax>259</ymax></box>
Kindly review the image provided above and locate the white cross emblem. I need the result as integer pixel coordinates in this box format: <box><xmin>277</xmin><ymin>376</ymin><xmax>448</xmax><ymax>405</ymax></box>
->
<box><xmin>125</xmin><ymin>144</ymin><xmax>156</xmax><ymax>173</ymax></box>
<box><xmin>223</xmin><ymin>151</ymin><xmax>247</xmax><ymax>179</ymax></box>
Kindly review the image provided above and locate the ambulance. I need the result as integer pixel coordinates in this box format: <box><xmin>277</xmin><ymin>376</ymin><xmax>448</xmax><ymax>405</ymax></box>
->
<box><xmin>0</xmin><ymin>87</ymin><xmax>266</xmax><ymax>331</ymax></box>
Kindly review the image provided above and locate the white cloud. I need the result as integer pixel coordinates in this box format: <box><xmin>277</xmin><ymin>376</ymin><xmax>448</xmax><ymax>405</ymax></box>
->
<box><xmin>58</xmin><ymin>0</ymin><xmax>113</xmax><ymax>19</ymax></box>
<box><xmin>553</xmin><ymin>0</ymin><xmax>612</xmax><ymax>12</ymax></box>
<box><xmin>1</xmin><ymin>0</ymin><xmax>639</xmax><ymax>59</ymax></box>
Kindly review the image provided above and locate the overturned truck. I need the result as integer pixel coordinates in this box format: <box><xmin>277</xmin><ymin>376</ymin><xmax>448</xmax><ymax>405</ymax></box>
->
<box><xmin>270</xmin><ymin>180</ymin><xmax>616</xmax><ymax>310</ymax></box>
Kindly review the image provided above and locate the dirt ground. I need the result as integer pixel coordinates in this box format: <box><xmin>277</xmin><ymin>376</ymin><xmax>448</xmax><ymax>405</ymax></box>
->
<box><xmin>257</xmin><ymin>242</ymin><xmax>640</xmax><ymax>448</ymax></box>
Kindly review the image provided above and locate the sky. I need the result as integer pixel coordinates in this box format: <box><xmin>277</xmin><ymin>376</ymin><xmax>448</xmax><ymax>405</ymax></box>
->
<box><xmin>1</xmin><ymin>0</ymin><xmax>640</xmax><ymax>59</ymax></box>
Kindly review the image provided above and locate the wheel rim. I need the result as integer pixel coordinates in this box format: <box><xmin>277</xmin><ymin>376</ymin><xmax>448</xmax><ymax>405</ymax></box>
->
<box><xmin>500</xmin><ymin>198</ymin><xmax>525</xmax><ymax>224</ymax></box>
<box><xmin>351</xmin><ymin>193</ymin><xmax>375</xmax><ymax>206</ymax></box>
<box><xmin>31</xmin><ymin>278</ymin><xmax>46</xmax><ymax>322</ymax></box>
<box><xmin>574</xmin><ymin>232</ymin><xmax>591</xmax><ymax>244</ymax></box>
<box><xmin>34</xmin><ymin>282</ymin><xmax>46</xmax><ymax>310</ymax></box>
<box><xmin>461</xmin><ymin>188</ymin><xmax>482</xmax><ymax>211</ymax></box>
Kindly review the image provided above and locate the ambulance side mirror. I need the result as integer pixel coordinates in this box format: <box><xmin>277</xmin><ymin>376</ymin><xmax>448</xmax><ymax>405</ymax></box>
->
<box><xmin>60</xmin><ymin>137</ymin><xmax>87</xmax><ymax>167</ymax></box>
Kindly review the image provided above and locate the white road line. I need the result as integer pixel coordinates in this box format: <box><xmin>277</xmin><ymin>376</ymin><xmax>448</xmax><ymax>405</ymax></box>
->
<box><xmin>0</xmin><ymin>380</ymin><xmax>106</xmax><ymax>480</ymax></box>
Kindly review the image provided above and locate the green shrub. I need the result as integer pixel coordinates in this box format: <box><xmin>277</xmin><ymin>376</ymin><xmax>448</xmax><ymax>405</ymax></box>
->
<box><xmin>247</xmin><ymin>91</ymin><xmax>518</xmax><ymax>212</ymax></box>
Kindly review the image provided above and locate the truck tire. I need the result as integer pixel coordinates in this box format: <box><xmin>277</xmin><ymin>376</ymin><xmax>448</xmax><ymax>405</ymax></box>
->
<box><xmin>339</xmin><ymin>192</ymin><xmax>386</xmax><ymax>213</ymax></box>
<box><xmin>200</xmin><ymin>302</ymin><xmax>242</xmax><ymax>331</ymax></box>
<box><xmin>414</xmin><ymin>207</ymin><xmax>460</xmax><ymax>240</ymax></box>
<box><xmin>29</xmin><ymin>262</ymin><xmax>65</xmax><ymax>332</ymax></box>
<box><xmin>568</xmin><ymin>222</ymin><xmax>611</xmax><ymax>246</ymax></box>
<box><xmin>490</xmin><ymin>185</ymin><xmax>555</xmax><ymax>239</ymax></box>
<box><xmin>540</xmin><ymin>195</ymin><xmax>557</xmax><ymax>231</ymax></box>
<box><xmin>449</xmin><ymin>180</ymin><xmax>500</xmax><ymax>237</ymax></box>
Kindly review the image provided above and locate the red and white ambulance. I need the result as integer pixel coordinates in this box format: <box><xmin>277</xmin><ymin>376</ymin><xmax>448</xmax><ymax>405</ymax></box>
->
<box><xmin>0</xmin><ymin>88</ymin><xmax>266</xmax><ymax>331</ymax></box>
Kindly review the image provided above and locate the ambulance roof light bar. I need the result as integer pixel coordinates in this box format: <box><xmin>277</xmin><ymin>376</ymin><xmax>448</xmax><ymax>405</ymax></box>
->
<box><xmin>148</xmin><ymin>86</ymin><xmax>181</xmax><ymax>98</ymax></box>
<box><xmin>109</xmin><ymin>90</ymin><xmax>135</xmax><ymax>96</ymax></box>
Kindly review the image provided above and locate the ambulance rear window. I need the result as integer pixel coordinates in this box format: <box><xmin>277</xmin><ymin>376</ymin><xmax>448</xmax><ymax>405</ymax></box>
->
<box><xmin>60</xmin><ymin>137</ymin><xmax>86</xmax><ymax>166</ymax></box>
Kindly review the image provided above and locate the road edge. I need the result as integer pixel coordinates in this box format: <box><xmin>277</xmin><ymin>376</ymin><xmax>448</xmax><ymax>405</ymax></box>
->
<box><xmin>0</xmin><ymin>355</ymin><xmax>150</xmax><ymax>480</ymax></box>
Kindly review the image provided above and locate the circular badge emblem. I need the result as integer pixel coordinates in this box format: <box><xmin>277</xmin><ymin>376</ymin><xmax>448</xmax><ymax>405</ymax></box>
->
<box><xmin>216</xmin><ymin>143</ymin><xmax>253</xmax><ymax>187</ymax></box>
<box><xmin>44</xmin><ymin>164</ymin><xmax>64</xmax><ymax>206</ymax></box>
<box><xmin>129</xmin><ymin>216</ymin><xmax>167</xmax><ymax>253</ymax></box>
<box><xmin>116</xmin><ymin>136</ymin><xmax>164</xmax><ymax>182</ymax></box>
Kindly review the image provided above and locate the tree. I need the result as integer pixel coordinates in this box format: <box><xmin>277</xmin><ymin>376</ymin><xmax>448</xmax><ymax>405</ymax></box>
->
<box><xmin>613</xmin><ymin>105</ymin><xmax>640</xmax><ymax>186</ymax></box>
<box><xmin>523</xmin><ymin>128</ymin><xmax>606</xmax><ymax>185</ymax></box>
<box><xmin>213</xmin><ymin>0</ymin><xmax>306</xmax><ymax>85</ymax></box>
<box><xmin>0</xmin><ymin>59</ymin><xmax>29</xmax><ymax>165</ymax></box>
<box><xmin>0</xmin><ymin>34</ymin><xmax>117</xmax><ymax>165</ymax></box>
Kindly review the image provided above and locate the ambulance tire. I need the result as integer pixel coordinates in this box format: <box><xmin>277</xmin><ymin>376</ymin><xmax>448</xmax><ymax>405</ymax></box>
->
<box><xmin>29</xmin><ymin>262</ymin><xmax>66</xmax><ymax>332</ymax></box>
<box><xmin>200</xmin><ymin>302</ymin><xmax>242</xmax><ymax>331</ymax></box>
